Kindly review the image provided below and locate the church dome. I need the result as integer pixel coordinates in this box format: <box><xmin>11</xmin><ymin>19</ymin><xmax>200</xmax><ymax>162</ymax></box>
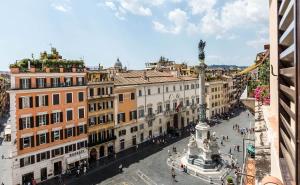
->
<box><xmin>114</xmin><ymin>58</ymin><xmax>123</xmax><ymax>69</ymax></box>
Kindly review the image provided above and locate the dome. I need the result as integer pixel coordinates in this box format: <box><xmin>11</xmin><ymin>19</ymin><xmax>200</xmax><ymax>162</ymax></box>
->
<box><xmin>114</xmin><ymin>58</ymin><xmax>123</xmax><ymax>69</ymax></box>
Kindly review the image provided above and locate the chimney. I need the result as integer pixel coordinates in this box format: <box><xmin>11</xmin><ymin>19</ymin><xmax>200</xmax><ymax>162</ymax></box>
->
<box><xmin>143</xmin><ymin>70</ymin><xmax>147</xmax><ymax>80</ymax></box>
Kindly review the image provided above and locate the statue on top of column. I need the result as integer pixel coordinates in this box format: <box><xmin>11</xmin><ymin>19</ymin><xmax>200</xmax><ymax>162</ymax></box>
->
<box><xmin>198</xmin><ymin>40</ymin><xmax>206</xmax><ymax>61</ymax></box>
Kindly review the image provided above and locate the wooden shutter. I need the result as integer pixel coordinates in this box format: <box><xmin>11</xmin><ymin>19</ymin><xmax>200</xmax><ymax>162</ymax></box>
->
<box><xmin>35</xmin><ymin>96</ymin><xmax>39</xmax><ymax>107</ymax></box>
<box><xmin>46</xmin><ymin>114</ymin><xmax>49</xmax><ymax>125</ymax></box>
<box><xmin>45</xmin><ymin>95</ymin><xmax>49</xmax><ymax>106</ymax></box>
<box><xmin>84</xmin><ymin>124</ymin><xmax>87</xmax><ymax>134</ymax></box>
<box><xmin>46</xmin><ymin>151</ymin><xmax>50</xmax><ymax>159</ymax></box>
<box><xmin>18</xmin><ymin>98</ymin><xmax>23</xmax><ymax>109</ymax></box>
<box><xmin>65</xmin><ymin>146</ymin><xmax>69</xmax><ymax>153</ymax></box>
<box><xmin>19</xmin><ymin>138</ymin><xmax>23</xmax><ymax>150</ymax></box>
<box><xmin>20</xmin><ymin>158</ymin><xmax>24</xmax><ymax>167</ymax></box>
<box><xmin>60</xmin><ymin>112</ymin><xmax>63</xmax><ymax>122</ymax></box>
<box><xmin>37</xmin><ymin>154</ymin><xmax>40</xmax><ymax>162</ymax></box>
<box><xmin>72</xmin><ymin>127</ymin><xmax>76</xmax><ymax>137</ymax></box>
<box><xmin>46</xmin><ymin>133</ymin><xmax>49</xmax><ymax>143</ymax></box>
<box><xmin>36</xmin><ymin>78</ymin><xmax>39</xmax><ymax>88</ymax></box>
<box><xmin>36</xmin><ymin>135</ymin><xmax>39</xmax><ymax>146</ymax></box>
<box><xmin>60</xmin><ymin>147</ymin><xmax>64</xmax><ymax>154</ymax></box>
<box><xmin>64</xmin><ymin>129</ymin><xmax>67</xmax><ymax>139</ymax></box>
<box><xmin>51</xmin><ymin>150</ymin><xmax>55</xmax><ymax>158</ymax></box>
<box><xmin>19</xmin><ymin>79</ymin><xmax>22</xmax><ymax>89</ymax></box>
<box><xmin>30</xmin><ymin>117</ymin><xmax>34</xmax><ymax>128</ymax></box>
<box><xmin>19</xmin><ymin>118</ymin><xmax>23</xmax><ymax>130</ymax></box>
<box><xmin>31</xmin><ymin>155</ymin><xmax>35</xmax><ymax>164</ymax></box>
<box><xmin>60</xmin><ymin>130</ymin><xmax>63</xmax><ymax>140</ymax></box>
<box><xmin>77</xmin><ymin>126</ymin><xmax>80</xmax><ymax>135</ymax></box>
<box><xmin>29</xmin><ymin>97</ymin><xmax>33</xmax><ymax>108</ymax></box>
<box><xmin>36</xmin><ymin>115</ymin><xmax>39</xmax><ymax>127</ymax></box>
<box><xmin>51</xmin><ymin>113</ymin><xmax>54</xmax><ymax>124</ymax></box>
<box><xmin>51</xmin><ymin>131</ymin><xmax>54</xmax><ymax>142</ymax></box>
<box><xmin>51</xmin><ymin>78</ymin><xmax>53</xmax><ymax>87</ymax></box>
<box><xmin>73</xmin><ymin>144</ymin><xmax>76</xmax><ymax>151</ymax></box>
<box><xmin>31</xmin><ymin>136</ymin><xmax>34</xmax><ymax>147</ymax></box>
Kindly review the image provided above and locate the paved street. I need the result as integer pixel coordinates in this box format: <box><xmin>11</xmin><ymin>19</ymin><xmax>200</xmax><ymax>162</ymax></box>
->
<box><xmin>43</xmin><ymin>109</ymin><xmax>254</xmax><ymax>185</ymax></box>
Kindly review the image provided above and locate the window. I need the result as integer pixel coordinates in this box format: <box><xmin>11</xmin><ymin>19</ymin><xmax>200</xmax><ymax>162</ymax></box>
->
<box><xmin>138</xmin><ymin>109</ymin><xmax>144</xmax><ymax>118</ymax></box>
<box><xmin>39</xmin><ymin>133</ymin><xmax>47</xmax><ymax>144</ymax></box>
<box><xmin>138</xmin><ymin>90</ymin><xmax>142</xmax><ymax>96</ymax></box>
<box><xmin>36</xmin><ymin>95</ymin><xmax>48</xmax><ymax>107</ymax></box>
<box><xmin>148</xmin><ymin>107</ymin><xmax>153</xmax><ymax>115</ymax></box>
<box><xmin>89</xmin><ymin>117</ymin><xmax>96</xmax><ymax>125</ymax></box>
<box><xmin>130</xmin><ymin>126</ymin><xmax>138</xmax><ymax>133</ymax></box>
<box><xmin>191</xmin><ymin>84</ymin><xmax>195</xmax><ymax>89</ymax></box>
<box><xmin>157</xmin><ymin>87</ymin><xmax>160</xmax><ymax>94</ymax></box>
<box><xmin>131</xmin><ymin>93</ymin><xmax>135</xmax><ymax>100</ymax></box>
<box><xmin>89</xmin><ymin>103</ymin><xmax>96</xmax><ymax>112</ymax></box>
<box><xmin>78</xmin><ymin>92</ymin><xmax>84</xmax><ymax>102</ymax></box>
<box><xmin>173</xmin><ymin>85</ymin><xmax>176</xmax><ymax>91</ymax></box>
<box><xmin>119</xmin><ymin>130</ymin><xmax>126</xmax><ymax>136</ymax></box>
<box><xmin>67</xmin><ymin>128</ymin><xmax>73</xmax><ymax>137</ymax></box>
<box><xmin>166</xmin><ymin>103</ymin><xmax>170</xmax><ymax>111</ymax></box>
<box><xmin>186</xmin><ymin>100</ymin><xmax>190</xmax><ymax>106</ymax></box>
<box><xmin>77</xmin><ymin>77</ymin><xmax>84</xmax><ymax>85</ymax></box>
<box><xmin>157</xmin><ymin>104</ymin><xmax>162</xmax><ymax>113</ymax></box>
<box><xmin>180</xmin><ymin>85</ymin><xmax>182</xmax><ymax>91</ymax></box>
<box><xmin>20</xmin><ymin>78</ymin><xmax>30</xmax><ymax>89</ymax></box>
<box><xmin>66</xmin><ymin>110</ymin><xmax>73</xmax><ymax>121</ymax></box>
<box><xmin>51</xmin><ymin>112</ymin><xmax>61</xmax><ymax>124</ymax></box>
<box><xmin>120</xmin><ymin>139</ymin><xmax>125</xmax><ymax>150</ymax></box>
<box><xmin>89</xmin><ymin>88</ymin><xmax>94</xmax><ymax>97</ymax></box>
<box><xmin>166</xmin><ymin>87</ymin><xmax>169</xmax><ymax>92</ymax></box>
<box><xmin>65</xmin><ymin>77</ymin><xmax>72</xmax><ymax>86</ymax></box>
<box><xmin>139</xmin><ymin>124</ymin><xmax>144</xmax><ymax>130</ymax></box>
<box><xmin>129</xmin><ymin>110</ymin><xmax>137</xmax><ymax>120</ymax></box>
<box><xmin>132</xmin><ymin>135</ymin><xmax>137</xmax><ymax>146</ymax></box>
<box><xmin>38</xmin><ymin>114</ymin><xmax>48</xmax><ymax>126</ymax></box>
<box><xmin>117</xmin><ymin>113</ymin><xmax>125</xmax><ymax>123</ymax></box>
<box><xmin>119</xmin><ymin>94</ymin><xmax>123</xmax><ymax>102</ymax></box>
<box><xmin>21</xmin><ymin>117</ymin><xmax>32</xmax><ymax>129</ymax></box>
<box><xmin>19</xmin><ymin>96</ymin><xmax>32</xmax><ymax>109</ymax></box>
<box><xmin>147</xmin><ymin>89</ymin><xmax>151</xmax><ymax>95</ymax></box>
<box><xmin>78</xmin><ymin>108</ymin><xmax>84</xmax><ymax>119</ymax></box>
<box><xmin>23</xmin><ymin>137</ymin><xmax>31</xmax><ymax>148</ymax></box>
<box><xmin>20</xmin><ymin>155</ymin><xmax>34</xmax><ymax>167</ymax></box>
<box><xmin>51</xmin><ymin>78</ymin><xmax>60</xmax><ymax>87</ymax></box>
<box><xmin>54</xmin><ymin>130</ymin><xmax>60</xmax><ymax>140</ymax></box>
<box><xmin>53</xmin><ymin>94</ymin><xmax>60</xmax><ymax>105</ymax></box>
<box><xmin>37</xmin><ymin>78</ymin><xmax>46</xmax><ymax>88</ymax></box>
<box><xmin>66</xmin><ymin>93</ymin><xmax>72</xmax><ymax>103</ymax></box>
<box><xmin>78</xmin><ymin>125</ymin><xmax>84</xmax><ymax>135</ymax></box>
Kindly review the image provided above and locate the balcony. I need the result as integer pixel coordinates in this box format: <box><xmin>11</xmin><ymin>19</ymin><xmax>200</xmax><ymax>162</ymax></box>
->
<box><xmin>163</xmin><ymin>110</ymin><xmax>176</xmax><ymax>116</ymax></box>
<box><xmin>14</xmin><ymin>82</ymin><xmax>86</xmax><ymax>90</ymax></box>
<box><xmin>88</xmin><ymin>135</ymin><xmax>116</xmax><ymax>147</ymax></box>
<box><xmin>145</xmin><ymin>114</ymin><xmax>155</xmax><ymax>121</ymax></box>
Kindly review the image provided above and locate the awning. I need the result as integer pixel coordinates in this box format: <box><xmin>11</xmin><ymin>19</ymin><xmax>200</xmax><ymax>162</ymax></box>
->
<box><xmin>66</xmin><ymin>151</ymin><xmax>88</xmax><ymax>164</ymax></box>
<box><xmin>4</xmin><ymin>126</ymin><xmax>11</xmax><ymax>135</ymax></box>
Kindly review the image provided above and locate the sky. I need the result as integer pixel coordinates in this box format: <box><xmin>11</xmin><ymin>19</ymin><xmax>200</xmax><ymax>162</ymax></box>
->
<box><xmin>0</xmin><ymin>0</ymin><xmax>269</xmax><ymax>71</ymax></box>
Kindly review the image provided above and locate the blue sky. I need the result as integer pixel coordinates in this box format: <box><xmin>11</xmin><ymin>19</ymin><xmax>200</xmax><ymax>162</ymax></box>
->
<box><xmin>0</xmin><ymin>0</ymin><xmax>269</xmax><ymax>71</ymax></box>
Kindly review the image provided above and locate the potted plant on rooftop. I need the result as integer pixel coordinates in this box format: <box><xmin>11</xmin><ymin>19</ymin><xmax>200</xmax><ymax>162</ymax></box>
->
<box><xmin>226</xmin><ymin>176</ymin><xmax>234</xmax><ymax>185</ymax></box>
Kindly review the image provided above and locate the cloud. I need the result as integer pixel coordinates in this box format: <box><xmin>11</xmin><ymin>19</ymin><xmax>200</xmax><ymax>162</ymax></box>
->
<box><xmin>188</xmin><ymin>0</ymin><xmax>216</xmax><ymax>15</ymax></box>
<box><xmin>52</xmin><ymin>4</ymin><xmax>71</xmax><ymax>12</ymax></box>
<box><xmin>120</xmin><ymin>0</ymin><xmax>152</xmax><ymax>16</ymax></box>
<box><xmin>105</xmin><ymin>1</ymin><xmax>117</xmax><ymax>10</ymax></box>
<box><xmin>152</xmin><ymin>8</ymin><xmax>188</xmax><ymax>34</ymax></box>
<box><xmin>246</xmin><ymin>27</ymin><xmax>269</xmax><ymax>49</ymax></box>
<box><xmin>148</xmin><ymin>0</ymin><xmax>165</xmax><ymax>6</ymax></box>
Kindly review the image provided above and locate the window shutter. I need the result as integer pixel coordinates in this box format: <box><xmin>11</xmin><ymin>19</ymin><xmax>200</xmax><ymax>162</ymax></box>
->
<box><xmin>19</xmin><ymin>79</ymin><xmax>22</xmax><ymax>89</ymax></box>
<box><xmin>51</xmin><ymin>131</ymin><xmax>54</xmax><ymax>142</ymax></box>
<box><xmin>122</xmin><ymin>113</ymin><xmax>125</xmax><ymax>122</ymax></box>
<box><xmin>20</xmin><ymin>158</ymin><xmax>24</xmax><ymax>167</ymax></box>
<box><xmin>28</xmin><ymin>79</ymin><xmax>31</xmax><ymax>88</ymax></box>
<box><xmin>60</xmin><ymin>112</ymin><xmax>63</xmax><ymax>122</ymax></box>
<box><xmin>36</xmin><ymin>78</ymin><xmax>38</xmax><ymax>88</ymax></box>
<box><xmin>31</xmin><ymin>155</ymin><xmax>35</xmax><ymax>164</ymax></box>
<box><xmin>60</xmin><ymin>130</ymin><xmax>63</xmax><ymax>140</ymax></box>
<box><xmin>36</xmin><ymin>115</ymin><xmax>39</xmax><ymax>127</ymax></box>
<box><xmin>31</xmin><ymin>136</ymin><xmax>34</xmax><ymax>147</ymax></box>
<box><xmin>19</xmin><ymin>138</ymin><xmax>23</xmax><ymax>150</ymax></box>
<box><xmin>51</xmin><ymin>150</ymin><xmax>55</xmax><ymax>158</ymax></box>
<box><xmin>46</xmin><ymin>114</ymin><xmax>49</xmax><ymax>125</ymax></box>
<box><xmin>19</xmin><ymin>118</ymin><xmax>23</xmax><ymax>130</ymax></box>
<box><xmin>64</xmin><ymin>129</ymin><xmax>67</xmax><ymax>139</ymax></box>
<box><xmin>84</xmin><ymin>124</ymin><xmax>87</xmax><ymax>134</ymax></box>
<box><xmin>30</xmin><ymin>117</ymin><xmax>34</xmax><ymax>128</ymax></box>
<box><xmin>36</xmin><ymin>135</ymin><xmax>39</xmax><ymax>146</ymax></box>
<box><xmin>47</xmin><ymin>151</ymin><xmax>50</xmax><ymax>159</ymax></box>
<box><xmin>72</xmin><ymin>127</ymin><xmax>76</xmax><ymax>137</ymax></box>
<box><xmin>85</xmin><ymin>140</ymin><xmax>87</xmax><ymax>147</ymax></box>
<box><xmin>65</xmin><ymin>146</ymin><xmax>69</xmax><ymax>153</ymax></box>
<box><xmin>51</xmin><ymin>78</ymin><xmax>53</xmax><ymax>87</ymax></box>
<box><xmin>45</xmin><ymin>95</ymin><xmax>49</xmax><ymax>106</ymax></box>
<box><xmin>46</xmin><ymin>132</ymin><xmax>49</xmax><ymax>143</ymax></box>
<box><xmin>77</xmin><ymin>126</ymin><xmax>80</xmax><ymax>135</ymax></box>
<box><xmin>60</xmin><ymin>147</ymin><xmax>64</xmax><ymax>154</ymax></box>
<box><xmin>73</xmin><ymin>144</ymin><xmax>76</xmax><ymax>151</ymax></box>
<box><xmin>19</xmin><ymin>98</ymin><xmax>23</xmax><ymax>109</ymax></box>
<box><xmin>29</xmin><ymin>97</ymin><xmax>33</xmax><ymax>108</ymax></box>
<box><xmin>37</xmin><ymin>154</ymin><xmax>40</xmax><ymax>162</ymax></box>
<box><xmin>130</xmin><ymin>112</ymin><xmax>132</xmax><ymax>120</ymax></box>
<box><xmin>51</xmin><ymin>113</ymin><xmax>54</xmax><ymax>124</ymax></box>
<box><xmin>35</xmin><ymin>96</ymin><xmax>39</xmax><ymax>107</ymax></box>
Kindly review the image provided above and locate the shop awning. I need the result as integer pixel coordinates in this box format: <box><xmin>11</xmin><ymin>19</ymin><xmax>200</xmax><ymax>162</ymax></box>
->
<box><xmin>66</xmin><ymin>152</ymin><xmax>88</xmax><ymax>164</ymax></box>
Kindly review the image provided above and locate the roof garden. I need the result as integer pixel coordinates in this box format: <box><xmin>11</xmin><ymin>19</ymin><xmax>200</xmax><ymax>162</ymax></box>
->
<box><xmin>9</xmin><ymin>48</ymin><xmax>85</xmax><ymax>72</ymax></box>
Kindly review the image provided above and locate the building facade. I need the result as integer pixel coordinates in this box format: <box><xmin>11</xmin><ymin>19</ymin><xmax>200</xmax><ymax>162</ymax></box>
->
<box><xmin>86</xmin><ymin>69</ymin><xmax>116</xmax><ymax>161</ymax></box>
<box><xmin>9</xmin><ymin>49</ymin><xmax>88</xmax><ymax>184</ymax></box>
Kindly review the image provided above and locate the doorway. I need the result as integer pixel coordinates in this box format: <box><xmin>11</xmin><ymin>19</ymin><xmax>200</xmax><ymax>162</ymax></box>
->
<box><xmin>22</xmin><ymin>172</ymin><xmax>34</xmax><ymax>185</ymax></box>
<box><xmin>173</xmin><ymin>114</ymin><xmax>178</xmax><ymax>128</ymax></box>
<box><xmin>54</xmin><ymin>161</ymin><xmax>62</xmax><ymax>176</ymax></box>
<box><xmin>40</xmin><ymin>167</ymin><xmax>47</xmax><ymax>181</ymax></box>
<box><xmin>181</xmin><ymin>117</ymin><xmax>184</xmax><ymax>128</ymax></box>
<box><xmin>99</xmin><ymin>146</ymin><xmax>105</xmax><ymax>158</ymax></box>
<box><xmin>90</xmin><ymin>148</ymin><xmax>97</xmax><ymax>161</ymax></box>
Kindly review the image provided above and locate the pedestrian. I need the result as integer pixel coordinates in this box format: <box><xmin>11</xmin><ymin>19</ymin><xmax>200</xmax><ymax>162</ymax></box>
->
<box><xmin>83</xmin><ymin>166</ymin><xmax>87</xmax><ymax>175</ymax></box>
<box><xmin>168</xmin><ymin>149</ymin><xmax>171</xmax><ymax>156</ymax></box>
<box><xmin>229</xmin><ymin>147</ymin><xmax>231</xmax><ymax>154</ymax></box>
<box><xmin>1</xmin><ymin>154</ymin><xmax>4</xmax><ymax>159</ymax></box>
<box><xmin>226</xmin><ymin>136</ymin><xmax>229</xmax><ymax>141</ymax></box>
<box><xmin>1</xmin><ymin>182</ymin><xmax>3</xmax><ymax>185</ymax></box>
<box><xmin>119</xmin><ymin>164</ymin><xmax>123</xmax><ymax>172</ymax></box>
<box><xmin>237</xmin><ymin>145</ymin><xmax>240</xmax><ymax>152</ymax></box>
<box><xmin>76</xmin><ymin>168</ymin><xmax>80</xmax><ymax>177</ymax></box>
<box><xmin>31</xmin><ymin>178</ymin><xmax>36</xmax><ymax>185</ymax></box>
<box><xmin>221</xmin><ymin>140</ymin><xmax>223</xmax><ymax>146</ymax></box>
